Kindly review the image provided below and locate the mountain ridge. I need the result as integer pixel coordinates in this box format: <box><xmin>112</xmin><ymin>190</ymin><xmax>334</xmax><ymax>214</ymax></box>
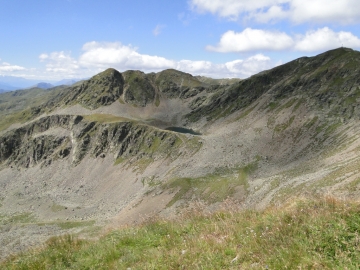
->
<box><xmin>0</xmin><ymin>75</ymin><xmax>82</xmax><ymax>91</ymax></box>
<box><xmin>1</xmin><ymin>47</ymin><xmax>360</xmax><ymax>259</ymax></box>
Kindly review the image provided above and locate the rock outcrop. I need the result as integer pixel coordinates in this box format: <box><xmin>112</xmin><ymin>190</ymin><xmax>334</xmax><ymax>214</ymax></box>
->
<box><xmin>155</xmin><ymin>69</ymin><xmax>206</xmax><ymax>99</ymax></box>
<box><xmin>43</xmin><ymin>68</ymin><xmax>230</xmax><ymax>111</ymax></box>
<box><xmin>54</xmin><ymin>68</ymin><xmax>125</xmax><ymax>110</ymax></box>
<box><xmin>0</xmin><ymin>114</ymin><xmax>188</xmax><ymax>168</ymax></box>
<box><xmin>122</xmin><ymin>70</ymin><xmax>156</xmax><ymax>107</ymax></box>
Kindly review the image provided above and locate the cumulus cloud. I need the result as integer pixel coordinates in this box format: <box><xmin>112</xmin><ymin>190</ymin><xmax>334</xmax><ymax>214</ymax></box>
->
<box><xmin>289</xmin><ymin>0</ymin><xmax>360</xmax><ymax>24</ymax></box>
<box><xmin>176</xmin><ymin>60</ymin><xmax>226</xmax><ymax>77</ymax></box>
<box><xmin>190</xmin><ymin>0</ymin><xmax>287</xmax><ymax>20</ymax></box>
<box><xmin>78</xmin><ymin>42</ymin><xmax>276</xmax><ymax>77</ymax></box>
<box><xmin>225</xmin><ymin>54</ymin><xmax>273</xmax><ymax>77</ymax></box>
<box><xmin>190</xmin><ymin>0</ymin><xmax>360</xmax><ymax>24</ymax></box>
<box><xmin>38</xmin><ymin>41</ymin><xmax>275</xmax><ymax>79</ymax></box>
<box><xmin>0</xmin><ymin>60</ymin><xmax>26</xmax><ymax>72</ymax></box>
<box><xmin>207</xmin><ymin>28</ymin><xmax>294</xmax><ymax>52</ymax></box>
<box><xmin>39</xmin><ymin>51</ymin><xmax>79</xmax><ymax>74</ymax></box>
<box><xmin>79</xmin><ymin>41</ymin><xmax>175</xmax><ymax>71</ymax></box>
<box><xmin>175</xmin><ymin>54</ymin><xmax>274</xmax><ymax>78</ymax></box>
<box><xmin>294</xmin><ymin>27</ymin><xmax>360</xmax><ymax>51</ymax></box>
<box><xmin>208</xmin><ymin>27</ymin><xmax>360</xmax><ymax>53</ymax></box>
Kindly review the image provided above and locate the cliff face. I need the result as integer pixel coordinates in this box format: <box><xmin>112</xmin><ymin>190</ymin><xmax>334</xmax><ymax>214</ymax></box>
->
<box><xmin>0</xmin><ymin>115</ymin><xmax>78</xmax><ymax>167</ymax></box>
<box><xmin>155</xmin><ymin>69</ymin><xmax>207</xmax><ymax>99</ymax></box>
<box><xmin>43</xmin><ymin>68</ymin><xmax>228</xmax><ymax>111</ymax></box>
<box><xmin>57</xmin><ymin>68</ymin><xmax>125</xmax><ymax>110</ymax></box>
<box><xmin>122</xmin><ymin>70</ymin><xmax>156</xmax><ymax>107</ymax></box>
<box><xmin>0</xmin><ymin>114</ymin><xmax>187</xmax><ymax>169</ymax></box>
<box><xmin>70</xmin><ymin>118</ymin><xmax>184</xmax><ymax>165</ymax></box>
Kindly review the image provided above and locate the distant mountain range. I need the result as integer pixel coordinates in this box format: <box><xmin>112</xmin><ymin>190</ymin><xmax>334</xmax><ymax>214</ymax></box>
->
<box><xmin>0</xmin><ymin>82</ymin><xmax>18</xmax><ymax>91</ymax></box>
<box><xmin>0</xmin><ymin>75</ymin><xmax>81</xmax><ymax>91</ymax></box>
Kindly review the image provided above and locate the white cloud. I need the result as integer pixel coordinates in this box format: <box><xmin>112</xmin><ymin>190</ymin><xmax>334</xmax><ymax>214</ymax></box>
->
<box><xmin>0</xmin><ymin>60</ymin><xmax>26</xmax><ymax>72</ymax></box>
<box><xmin>175</xmin><ymin>54</ymin><xmax>274</xmax><ymax>78</ymax></box>
<box><xmin>37</xmin><ymin>42</ymin><xmax>275</xmax><ymax>79</ymax></box>
<box><xmin>295</xmin><ymin>27</ymin><xmax>360</xmax><ymax>51</ymax></box>
<box><xmin>207</xmin><ymin>28</ymin><xmax>294</xmax><ymax>52</ymax></box>
<box><xmin>208</xmin><ymin>27</ymin><xmax>360</xmax><ymax>53</ymax></box>
<box><xmin>39</xmin><ymin>51</ymin><xmax>79</xmax><ymax>74</ymax></box>
<box><xmin>289</xmin><ymin>0</ymin><xmax>360</xmax><ymax>24</ymax></box>
<box><xmin>153</xmin><ymin>24</ymin><xmax>165</xmax><ymax>36</ymax></box>
<box><xmin>79</xmin><ymin>41</ymin><xmax>175</xmax><ymax>71</ymax></box>
<box><xmin>190</xmin><ymin>0</ymin><xmax>287</xmax><ymax>20</ymax></box>
<box><xmin>225</xmin><ymin>54</ymin><xmax>273</xmax><ymax>77</ymax></box>
<box><xmin>79</xmin><ymin>42</ymin><xmax>276</xmax><ymax>78</ymax></box>
<box><xmin>176</xmin><ymin>60</ymin><xmax>226</xmax><ymax>77</ymax></box>
<box><xmin>190</xmin><ymin>0</ymin><xmax>360</xmax><ymax>24</ymax></box>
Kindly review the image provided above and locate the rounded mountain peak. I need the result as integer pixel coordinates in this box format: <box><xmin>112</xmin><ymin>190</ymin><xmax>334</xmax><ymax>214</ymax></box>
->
<box><xmin>58</xmin><ymin>68</ymin><xmax>125</xmax><ymax>110</ymax></box>
<box><xmin>91</xmin><ymin>68</ymin><xmax>123</xmax><ymax>82</ymax></box>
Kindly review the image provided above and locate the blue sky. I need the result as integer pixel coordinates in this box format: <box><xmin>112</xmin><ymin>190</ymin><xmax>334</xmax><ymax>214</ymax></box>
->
<box><xmin>1</xmin><ymin>0</ymin><xmax>360</xmax><ymax>81</ymax></box>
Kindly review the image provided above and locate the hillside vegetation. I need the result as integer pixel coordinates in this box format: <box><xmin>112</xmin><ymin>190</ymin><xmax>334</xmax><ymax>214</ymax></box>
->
<box><xmin>2</xmin><ymin>197</ymin><xmax>360</xmax><ymax>269</ymax></box>
<box><xmin>0</xmin><ymin>86</ymin><xmax>66</xmax><ymax>131</ymax></box>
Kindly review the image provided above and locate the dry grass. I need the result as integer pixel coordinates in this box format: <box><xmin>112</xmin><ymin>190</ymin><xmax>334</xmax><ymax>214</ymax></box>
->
<box><xmin>2</xmin><ymin>196</ymin><xmax>360</xmax><ymax>269</ymax></box>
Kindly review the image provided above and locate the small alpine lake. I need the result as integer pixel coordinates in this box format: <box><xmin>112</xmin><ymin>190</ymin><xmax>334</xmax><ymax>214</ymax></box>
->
<box><xmin>165</xmin><ymin>127</ymin><xmax>201</xmax><ymax>135</ymax></box>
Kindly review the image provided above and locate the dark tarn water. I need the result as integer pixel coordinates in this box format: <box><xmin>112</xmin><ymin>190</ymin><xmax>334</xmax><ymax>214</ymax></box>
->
<box><xmin>165</xmin><ymin>127</ymin><xmax>201</xmax><ymax>135</ymax></box>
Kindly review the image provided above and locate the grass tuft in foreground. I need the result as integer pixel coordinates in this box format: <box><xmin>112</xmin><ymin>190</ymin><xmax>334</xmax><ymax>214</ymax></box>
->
<box><xmin>2</xmin><ymin>197</ymin><xmax>360</xmax><ymax>269</ymax></box>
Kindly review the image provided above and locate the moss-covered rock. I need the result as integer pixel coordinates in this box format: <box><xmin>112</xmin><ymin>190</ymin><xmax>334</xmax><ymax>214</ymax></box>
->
<box><xmin>0</xmin><ymin>115</ymin><xmax>78</xmax><ymax>167</ymax></box>
<box><xmin>0</xmin><ymin>114</ymin><xmax>189</xmax><ymax>168</ymax></box>
<box><xmin>155</xmin><ymin>69</ymin><xmax>205</xmax><ymax>99</ymax></box>
<box><xmin>122</xmin><ymin>70</ymin><xmax>155</xmax><ymax>107</ymax></box>
<box><xmin>59</xmin><ymin>68</ymin><xmax>125</xmax><ymax>109</ymax></box>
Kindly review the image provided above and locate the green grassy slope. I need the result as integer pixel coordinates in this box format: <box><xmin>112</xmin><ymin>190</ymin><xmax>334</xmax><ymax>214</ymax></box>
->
<box><xmin>186</xmin><ymin>47</ymin><xmax>360</xmax><ymax>122</ymax></box>
<box><xmin>2</xmin><ymin>197</ymin><xmax>359</xmax><ymax>269</ymax></box>
<box><xmin>0</xmin><ymin>86</ymin><xmax>67</xmax><ymax>131</ymax></box>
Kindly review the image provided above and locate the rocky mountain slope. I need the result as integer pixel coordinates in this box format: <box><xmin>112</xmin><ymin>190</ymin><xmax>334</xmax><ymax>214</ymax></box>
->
<box><xmin>1</xmin><ymin>47</ymin><xmax>360</xmax><ymax>259</ymax></box>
